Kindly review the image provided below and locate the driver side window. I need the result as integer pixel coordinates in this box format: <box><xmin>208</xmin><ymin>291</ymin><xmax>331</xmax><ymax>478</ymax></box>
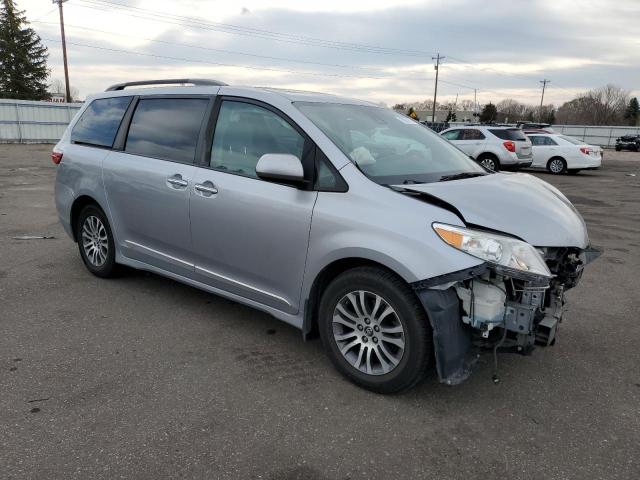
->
<box><xmin>210</xmin><ymin>101</ymin><xmax>305</xmax><ymax>178</ymax></box>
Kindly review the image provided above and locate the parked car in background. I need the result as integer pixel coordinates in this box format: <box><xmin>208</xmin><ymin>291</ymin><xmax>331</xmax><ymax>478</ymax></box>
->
<box><xmin>526</xmin><ymin>133</ymin><xmax>602</xmax><ymax>174</ymax></box>
<box><xmin>517</xmin><ymin>122</ymin><xmax>555</xmax><ymax>133</ymax></box>
<box><xmin>440</xmin><ymin>125</ymin><xmax>533</xmax><ymax>171</ymax></box>
<box><xmin>53</xmin><ymin>79</ymin><xmax>599</xmax><ymax>393</ymax></box>
<box><xmin>523</xmin><ymin>128</ymin><xmax>555</xmax><ymax>135</ymax></box>
<box><xmin>420</xmin><ymin>120</ymin><xmax>449</xmax><ymax>133</ymax></box>
<box><xmin>615</xmin><ymin>135</ymin><xmax>640</xmax><ymax>152</ymax></box>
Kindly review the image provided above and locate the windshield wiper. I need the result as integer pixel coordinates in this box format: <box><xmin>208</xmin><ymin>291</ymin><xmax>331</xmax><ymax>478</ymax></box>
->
<box><xmin>402</xmin><ymin>179</ymin><xmax>425</xmax><ymax>185</ymax></box>
<box><xmin>438</xmin><ymin>172</ymin><xmax>487</xmax><ymax>182</ymax></box>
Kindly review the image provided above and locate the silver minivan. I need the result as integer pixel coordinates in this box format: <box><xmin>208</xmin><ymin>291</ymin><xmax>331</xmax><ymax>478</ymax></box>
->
<box><xmin>53</xmin><ymin>79</ymin><xmax>599</xmax><ymax>393</ymax></box>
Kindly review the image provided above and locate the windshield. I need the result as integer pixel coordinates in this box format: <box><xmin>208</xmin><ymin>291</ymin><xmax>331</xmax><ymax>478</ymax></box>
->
<box><xmin>295</xmin><ymin>102</ymin><xmax>485</xmax><ymax>184</ymax></box>
<box><xmin>560</xmin><ymin>135</ymin><xmax>584</xmax><ymax>145</ymax></box>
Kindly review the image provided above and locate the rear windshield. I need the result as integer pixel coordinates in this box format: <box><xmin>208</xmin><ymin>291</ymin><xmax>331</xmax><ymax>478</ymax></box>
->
<box><xmin>489</xmin><ymin>129</ymin><xmax>528</xmax><ymax>141</ymax></box>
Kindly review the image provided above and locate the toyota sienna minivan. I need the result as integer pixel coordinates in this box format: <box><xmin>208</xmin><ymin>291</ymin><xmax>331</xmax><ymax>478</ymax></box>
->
<box><xmin>53</xmin><ymin>79</ymin><xmax>600</xmax><ymax>393</ymax></box>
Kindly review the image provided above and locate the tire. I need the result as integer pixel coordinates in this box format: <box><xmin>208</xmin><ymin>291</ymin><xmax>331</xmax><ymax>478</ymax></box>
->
<box><xmin>76</xmin><ymin>204</ymin><xmax>119</xmax><ymax>278</ymax></box>
<box><xmin>567</xmin><ymin>169</ymin><xmax>581</xmax><ymax>175</ymax></box>
<box><xmin>318</xmin><ymin>266</ymin><xmax>432</xmax><ymax>394</ymax></box>
<box><xmin>477</xmin><ymin>154</ymin><xmax>500</xmax><ymax>171</ymax></box>
<box><xmin>547</xmin><ymin>157</ymin><xmax>567</xmax><ymax>175</ymax></box>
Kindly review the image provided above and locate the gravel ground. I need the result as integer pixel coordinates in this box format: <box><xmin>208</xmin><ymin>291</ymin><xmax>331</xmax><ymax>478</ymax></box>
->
<box><xmin>1</xmin><ymin>144</ymin><xmax>639</xmax><ymax>480</ymax></box>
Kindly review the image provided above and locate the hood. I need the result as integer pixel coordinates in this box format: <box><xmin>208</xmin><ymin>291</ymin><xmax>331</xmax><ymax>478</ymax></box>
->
<box><xmin>399</xmin><ymin>173</ymin><xmax>589</xmax><ymax>248</ymax></box>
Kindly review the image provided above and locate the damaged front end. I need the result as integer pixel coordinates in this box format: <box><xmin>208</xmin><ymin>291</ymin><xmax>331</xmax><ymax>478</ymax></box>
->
<box><xmin>414</xmin><ymin>224</ymin><xmax>601</xmax><ymax>385</ymax></box>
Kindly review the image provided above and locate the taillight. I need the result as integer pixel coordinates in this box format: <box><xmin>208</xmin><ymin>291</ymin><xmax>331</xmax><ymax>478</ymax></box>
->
<box><xmin>503</xmin><ymin>141</ymin><xmax>516</xmax><ymax>152</ymax></box>
<box><xmin>51</xmin><ymin>150</ymin><xmax>63</xmax><ymax>165</ymax></box>
<box><xmin>580</xmin><ymin>147</ymin><xmax>592</xmax><ymax>155</ymax></box>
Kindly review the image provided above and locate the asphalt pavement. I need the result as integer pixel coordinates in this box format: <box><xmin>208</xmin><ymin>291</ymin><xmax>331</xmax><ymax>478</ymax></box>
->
<box><xmin>1</xmin><ymin>144</ymin><xmax>639</xmax><ymax>479</ymax></box>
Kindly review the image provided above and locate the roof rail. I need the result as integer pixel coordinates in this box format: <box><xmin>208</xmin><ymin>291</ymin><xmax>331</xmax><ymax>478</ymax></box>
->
<box><xmin>105</xmin><ymin>78</ymin><xmax>227</xmax><ymax>91</ymax></box>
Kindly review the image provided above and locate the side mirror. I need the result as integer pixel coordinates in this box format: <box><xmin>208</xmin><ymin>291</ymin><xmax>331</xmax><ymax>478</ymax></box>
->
<box><xmin>256</xmin><ymin>154</ymin><xmax>305</xmax><ymax>185</ymax></box>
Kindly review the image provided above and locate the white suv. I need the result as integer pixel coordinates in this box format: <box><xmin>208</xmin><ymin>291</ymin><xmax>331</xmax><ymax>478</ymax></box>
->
<box><xmin>440</xmin><ymin>125</ymin><xmax>533</xmax><ymax>171</ymax></box>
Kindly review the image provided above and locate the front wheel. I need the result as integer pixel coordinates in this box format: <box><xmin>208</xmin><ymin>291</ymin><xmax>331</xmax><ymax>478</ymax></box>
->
<box><xmin>318</xmin><ymin>267</ymin><xmax>432</xmax><ymax>394</ymax></box>
<box><xmin>547</xmin><ymin>157</ymin><xmax>567</xmax><ymax>175</ymax></box>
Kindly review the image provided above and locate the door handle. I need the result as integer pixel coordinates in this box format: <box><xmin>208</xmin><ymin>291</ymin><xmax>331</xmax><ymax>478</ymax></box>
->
<box><xmin>194</xmin><ymin>182</ymin><xmax>218</xmax><ymax>196</ymax></box>
<box><xmin>167</xmin><ymin>175</ymin><xmax>188</xmax><ymax>188</ymax></box>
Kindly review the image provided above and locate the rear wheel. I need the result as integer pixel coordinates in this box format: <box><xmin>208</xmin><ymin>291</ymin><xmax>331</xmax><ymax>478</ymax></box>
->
<box><xmin>547</xmin><ymin>157</ymin><xmax>567</xmax><ymax>175</ymax></box>
<box><xmin>318</xmin><ymin>266</ymin><xmax>432</xmax><ymax>394</ymax></box>
<box><xmin>76</xmin><ymin>204</ymin><xmax>119</xmax><ymax>278</ymax></box>
<box><xmin>477</xmin><ymin>154</ymin><xmax>500</xmax><ymax>171</ymax></box>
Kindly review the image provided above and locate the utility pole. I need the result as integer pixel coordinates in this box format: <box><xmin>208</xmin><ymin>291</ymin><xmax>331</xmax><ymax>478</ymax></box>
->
<box><xmin>539</xmin><ymin>79</ymin><xmax>550</xmax><ymax>122</ymax></box>
<box><xmin>474</xmin><ymin>88</ymin><xmax>478</xmax><ymax>117</ymax></box>
<box><xmin>54</xmin><ymin>0</ymin><xmax>71</xmax><ymax>102</ymax></box>
<box><xmin>431</xmin><ymin>53</ymin><xmax>444</xmax><ymax>122</ymax></box>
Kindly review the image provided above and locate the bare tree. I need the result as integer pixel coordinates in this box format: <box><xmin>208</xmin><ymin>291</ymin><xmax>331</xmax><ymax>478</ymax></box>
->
<box><xmin>49</xmin><ymin>78</ymin><xmax>79</xmax><ymax>101</ymax></box>
<box><xmin>556</xmin><ymin>84</ymin><xmax>629</xmax><ymax>125</ymax></box>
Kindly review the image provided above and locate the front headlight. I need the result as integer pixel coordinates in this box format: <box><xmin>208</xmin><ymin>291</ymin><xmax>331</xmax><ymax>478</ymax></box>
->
<box><xmin>433</xmin><ymin>223</ymin><xmax>552</xmax><ymax>278</ymax></box>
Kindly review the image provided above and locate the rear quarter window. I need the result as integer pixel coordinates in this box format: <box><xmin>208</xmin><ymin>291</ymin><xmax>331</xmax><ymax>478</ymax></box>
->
<box><xmin>489</xmin><ymin>129</ymin><xmax>528</xmax><ymax>141</ymax></box>
<box><xmin>71</xmin><ymin>96</ymin><xmax>132</xmax><ymax>148</ymax></box>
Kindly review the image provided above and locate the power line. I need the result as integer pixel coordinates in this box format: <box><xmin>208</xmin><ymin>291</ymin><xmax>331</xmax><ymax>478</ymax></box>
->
<box><xmin>34</xmin><ymin>20</ymin><xmax>389</xmax><ymax>74</ymax></box>
<box><xmin>40</xmin><ymin>36</ymin><xmax>405</xmax><ymax>81</ymax></box>
<box><xmin>73</xmin><ymin>0</ymin><xmax>436</xmax><ymax>57</ymax></box>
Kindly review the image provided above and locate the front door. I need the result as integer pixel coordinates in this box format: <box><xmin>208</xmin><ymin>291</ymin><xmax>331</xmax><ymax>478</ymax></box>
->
<box><xmin>189</xmin><ymin>99</ymin><xmax>317</xmax><ymax>313</ymax></box>
<box><xmin>103</xmin><ymin>96</ymin><xmax>210</xmax><ymax>275</ymax></box>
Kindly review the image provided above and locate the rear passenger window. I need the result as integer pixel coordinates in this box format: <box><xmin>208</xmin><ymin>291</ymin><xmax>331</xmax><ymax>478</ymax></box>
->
<box><xmin>210</xmin><ymin>101</ymin><xmax>304</xmax><ymax>178</ymax></box>
<box><xmin>125</xmin><ymin>98</ymin><xmax>209</xmax><ymax>163</ymax></box>
<box><xmin>461</xmin><ymin>129</ymin><xmax>485</xmax><ymax>140</ymax></box>
<box><xmin>71</xmin><ymin>97</ymin><xmax>132</xmax><ymax>148</ymax></box>
<box><xmin>441</xmin><ymin>130</ymin><xmax>460</xmax><ymax>140</ymax></box>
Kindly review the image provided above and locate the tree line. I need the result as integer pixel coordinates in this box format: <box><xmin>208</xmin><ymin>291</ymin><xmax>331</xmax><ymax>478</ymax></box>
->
<box><xmin>394</xmin><ymin>85</ymin><xmax>639</xmax><ymax>126</ymax></box>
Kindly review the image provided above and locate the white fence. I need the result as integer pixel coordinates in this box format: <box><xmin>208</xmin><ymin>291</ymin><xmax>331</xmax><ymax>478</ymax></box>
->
<box><xmin>548</xmin><ymin>125</ymin><xmax>640</xmax><ymax>148</ymax></box>
<box><xmin>0</xmin><ymin>99</ymin><xmax>82</xmax><ymax>144</ymax></box>
<box><xmin>2</xmin><ymin>98</ymin><xmax>639</xmax><ymax>147</ymax></box>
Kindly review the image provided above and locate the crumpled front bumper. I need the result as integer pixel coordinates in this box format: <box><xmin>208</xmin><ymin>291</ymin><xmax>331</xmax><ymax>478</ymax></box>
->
<box><xmin>413</xmin><ymin>246</ymin><xmax>602</xmax><ymax>385</ymax></box>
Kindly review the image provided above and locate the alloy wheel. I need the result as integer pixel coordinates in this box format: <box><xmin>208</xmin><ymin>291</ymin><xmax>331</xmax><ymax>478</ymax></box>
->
<box><xmin>549</xmin><ymin>158</ymin><xmax>565</xmax><ymax>174</ymax></box>
<box><xmin>81</xmin><ymin>215</ymin><xmax>108</xmax><ymax>267</ymax></box>
<box><xmin>332</xmin><ymin>290</ymin><xmax>405</xmax><ymax>376</ymax></box>
<box><xmin>480</xmin><ymin>158</ymin><xmax>496</xmax><ymax>170</ymax></box>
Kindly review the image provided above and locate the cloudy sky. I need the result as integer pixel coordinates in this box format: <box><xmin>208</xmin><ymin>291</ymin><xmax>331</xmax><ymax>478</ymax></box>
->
<box><xmin>18</xmin><ymin>0</ymin><xmax>640</xmax><ymax>106</ymax></box>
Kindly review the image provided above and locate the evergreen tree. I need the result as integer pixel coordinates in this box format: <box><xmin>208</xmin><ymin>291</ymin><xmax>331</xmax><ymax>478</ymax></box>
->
<box><xmin>0</xmin><ymin>0</ymin><xmax>49</xmax><ymax>100</ymax></box>
<box><xmin>479</xmin><ymin>102</ymin><xmax>497</xmax><ymax>123</ymax></box>
<box><xmin>624</xmin><ymin>97</ymin><xmax>639</xmax><ymax>126</ymax></box>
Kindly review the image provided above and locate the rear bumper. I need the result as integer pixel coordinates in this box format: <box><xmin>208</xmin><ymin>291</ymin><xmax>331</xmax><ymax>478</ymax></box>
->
<box><xmin>500</xmin><ymin>151</ymin><xmax>532</xmax><ymax>167</ymax></box>
<box><xmin>503</xmin><ymin>159</ymin><xmax>533</xmax><ymax>170</ymax></box>
<box><xmin>572</xmin><ymin>156</ymin><xmax>602</xmax><ymax>169</ymax></box>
